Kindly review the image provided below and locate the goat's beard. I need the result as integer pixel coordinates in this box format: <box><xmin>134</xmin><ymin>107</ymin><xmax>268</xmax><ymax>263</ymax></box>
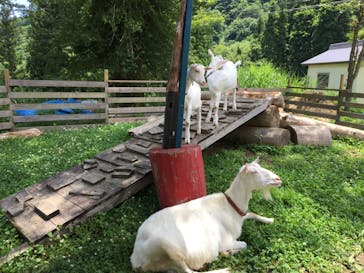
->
<box><xmin>262</xmin><ymin>188</ymin><xmax>273</xmax><ymax>200</ymax></box>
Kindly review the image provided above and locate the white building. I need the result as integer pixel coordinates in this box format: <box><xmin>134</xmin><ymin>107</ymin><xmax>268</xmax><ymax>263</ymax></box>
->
<box><xmin>301</xmin><ymin>41</ymin><xmax>364</xmax><ymax>95</ymax></box>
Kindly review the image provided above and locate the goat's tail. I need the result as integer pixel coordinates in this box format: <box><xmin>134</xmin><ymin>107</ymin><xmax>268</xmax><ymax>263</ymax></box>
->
<box><xmin>234</xmin><ymin>60</ymin><xmax>242</xmax><ymax>67</ymax></box>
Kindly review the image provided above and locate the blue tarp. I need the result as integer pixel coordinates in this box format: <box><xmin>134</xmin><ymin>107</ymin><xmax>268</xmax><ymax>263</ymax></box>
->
<box><xmin>15</xmin><ymin>98</ymin><xmax>94</xmax><ymax>116</ymax></box>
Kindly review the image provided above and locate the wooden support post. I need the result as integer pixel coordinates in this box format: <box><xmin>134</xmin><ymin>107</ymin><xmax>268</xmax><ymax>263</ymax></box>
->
<box><xmin>4</xmin><ymin>69</ymin><xmax>14</xmax><ymax>131</ymax></box>
<box><xmin>104</xmin><ymin>69</ymin><xmax>109</xmax><ymax>124</ymax></box>
<box><xmin>336</xmin><ymin>74</ymin><xmax>345</xmax><ymax>124</ymax></box>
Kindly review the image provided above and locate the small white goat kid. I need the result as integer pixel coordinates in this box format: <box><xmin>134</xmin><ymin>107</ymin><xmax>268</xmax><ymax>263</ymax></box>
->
<box><xmin>184</xmin><ymin>64</ymin><xmax>206</xmax><ymax>144</ymax></box>
<box><xmin>205</xmin><ymin>49</ymin><xmax>241</xmax><ymax>126</ymax></box>
<box><xmin>130</xmin><ymin>158</ymin><xmax>281</xmax><ymax>273</ymax></box>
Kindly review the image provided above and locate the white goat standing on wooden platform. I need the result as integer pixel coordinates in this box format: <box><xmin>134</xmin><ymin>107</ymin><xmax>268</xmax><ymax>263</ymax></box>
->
<box><xmin>205</xmin><ymin>49</ymin><xmax>241</xmax><ymax>127</ymax></box>
<box><xmin>130</xmin><ymin>158</ymin><xmax>281</xmax><ymax>273</ymax></box>
<box><xmin>184</xmin><ymin>64</ymin><xmax>206</xmax><ymax>144</ymax></box>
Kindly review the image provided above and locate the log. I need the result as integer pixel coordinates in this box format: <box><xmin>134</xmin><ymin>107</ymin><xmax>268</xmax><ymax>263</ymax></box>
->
<box><xmin>280</xmin><ymin>112</ymin><xmax>364</xmax><ymax>140</ymax></box>
<box><xmin>245</xmin><ymin>105</ymin><xmax>281</xmax><ymax>127</ymax></box>
<box><xmin>286</xmin><ymin>125</ymin><xmax>332</xmax><ymax>146</ymax></box>
<box><xmin>0</xmin><ymin>128</ymin><xmax>42</xmax><ymax>140</ymax></box>
<box><xmin>225</xmin><ymin>126</ymin><xmax>291</xmax><ymax>146</ymax></box>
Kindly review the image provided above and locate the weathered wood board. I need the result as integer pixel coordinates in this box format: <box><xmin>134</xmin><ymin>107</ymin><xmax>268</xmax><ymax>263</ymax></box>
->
<box><xmin>0</xmin><ymin>98</ymin><xmax>270</xmax><ymax>243</ymax></box>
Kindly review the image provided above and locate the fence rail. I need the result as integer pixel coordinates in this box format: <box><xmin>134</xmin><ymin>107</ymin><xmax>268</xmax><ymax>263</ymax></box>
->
<box><xmin>1</xmin><ymin>70</ymin><xmax>363</xmax><ymax>132</ymax></box>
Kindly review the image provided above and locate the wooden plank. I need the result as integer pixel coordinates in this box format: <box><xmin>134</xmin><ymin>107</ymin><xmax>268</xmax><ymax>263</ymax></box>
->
<box><xmin>339</xmin><ymin>110</ymin><xmax>364</xmax><ymax>120</ymax></box>
<box><xmin>285</xmin><ymin>100</ymin><xmax>338</xmax><ymax>110</ymax></box>
<box><xmin>0</xmin><ymin>98</ymin><xmax>10</xmax><ymax>105</ymax></box>
<box><xmin>0</xmin><ymin>110</ymin><xmax>11</xmax><ymax>118</ymax></box>
<box><xmin>0</xmin><ymin>86</ymin><xmax>6</xmax><ymax>93</ymax></box>
<box><xmin>108</xmin><ymin>97</ymin><xmax>165</xmax><ymax>104</ymax></box>
<box><xmin>336</xmin><ymin>120</ymin><xmax>364</xmax><ymax>130</ymax></box>
<box><xmin>9</xmin><ymin>92</ymin><xmax>106</xmax><ymax>99</ymax></box>
<box><xmin>13</xmin><ymin>113</ymin><xmax>106</xmax><ymax>123</ymax></box>
<box><xmin>283</xmin><ymin>108</ymin><xmax>337</xmax><ymax>120</ymax></box>
<box><xmin>109</xmin><ymin>106</ymin><xmax>165</xmax><ymax>114</ymax></box>
<box><xmin>0</xmin><ymin>122</ymin><xmax>12</xmax><ymax>130</ymax></box>
<box><xmin>9</xmin><ymin>80</ymin><xmax>105</xmax><ymax>88</ymax></box>
<box><xmin>10</xmin><ymin>207</ymin><xmax>57</xmax><ymax>242</ymax></box>
<box><xmin>287</xmin><ymin>86</ymin><xmax>341</xmax><ymax>92</ymax></box>
<box><xmin>128</xmin><ymin>116</ymin><xmax>163</xmax><ymax>136</ymax></box>
<box><xmin>340</xmin><ymin>102</ymin><xmax>364</xmax><ymax>109</ymax></box>
<box><xmin>107</xmin><ymin>87</ymin><xmax>166</xmax><ymax>93</ymax></box>
<box><xmin>199</xmin><ymin>101</ymin><xmax>270</xmax><ymax>150</ymax></box>
<box><xmin>285</xmin><ymin>92</ymin><xmax>339</xmax><ymax>101</ymax></box>
<box><xmin>340</xmin><ymin>91</ymin><xmax>364</xmax><ymax>99</ymax></box>
<box><xmin>46</xmin><ymin>166</ymin><xmax>85</xmax><ymax>191</ymax></box>
<box><xmin>109</xmin><ymin>116</ymin><xmax>152</xmax><ymax>123</ymax></box>
<box><xmin>108</xmin><ymin>80</ymin><xmax>167</xmax><ymax>84</ymax></box>
<box><xmin>11</xmin><ymin>102</ymin><xmax>106</xmax><ymax>111</ymax></box>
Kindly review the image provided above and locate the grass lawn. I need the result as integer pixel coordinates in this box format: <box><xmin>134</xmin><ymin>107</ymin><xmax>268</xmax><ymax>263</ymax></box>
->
<box><xmin>0</xmin><ymin>123</ymin><xmax>363</xmax><ymax>273</ymax></box>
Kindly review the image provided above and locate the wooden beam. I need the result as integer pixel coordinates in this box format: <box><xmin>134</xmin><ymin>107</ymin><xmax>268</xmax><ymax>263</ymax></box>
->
<box><xmin>9</xmin><ymin>80</ymin><xmax>105</xmax><ymax>88</ymax></box>
<box><xmin>9</xmin><ymin>92</ymin><xmax>106</xmax><ymax>99</ymax></box>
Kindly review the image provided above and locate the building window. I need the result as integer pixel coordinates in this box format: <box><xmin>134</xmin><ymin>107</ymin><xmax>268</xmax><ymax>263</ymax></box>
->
<box><xmin>317</xmin><ymin>73</ymin><xmax>329</xmax><ymax>88</ymax></box>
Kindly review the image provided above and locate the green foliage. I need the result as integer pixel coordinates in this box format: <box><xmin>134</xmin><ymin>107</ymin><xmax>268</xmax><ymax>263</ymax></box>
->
<box><xmin>0</xmin><ymin>0</ymin><xmax>17</xmax><ymax>73</ymax></box>
<box><xmin>0</xmin><ymin>124</ymin><xmax>363</xmax><ymax>272</ymax></box>
<box><xmin>27</xmin><ymin>0</ymin><xmax>179</xmax><ymax>80</ymax></box>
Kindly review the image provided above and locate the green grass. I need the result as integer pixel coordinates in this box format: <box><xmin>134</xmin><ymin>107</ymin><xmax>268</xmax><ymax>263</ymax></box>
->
<box><xmin>0</xmin><ymin>124</ymin><xmax>363</xmax><ymax>273</ymax></box>
<box><xmin>238</xmin><ymin>61</ymin><xmax>304</xmax><ymax>88</ymax></box>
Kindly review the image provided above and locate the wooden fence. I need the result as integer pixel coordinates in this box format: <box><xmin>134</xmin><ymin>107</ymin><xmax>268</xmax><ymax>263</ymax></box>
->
<box><xmin>0</xmin><ymin>69</ymin><xmax>167</xmax><ymax>132</ymax></box>
<box><xmin>284</xmin><ymin>75</ymin><xmax>364</xmax><ymax>130</ymax></box>
<box><xmin>1</xmin><ymin>70</ymin><xmax>364</xmax><ymax>132</ymax></box>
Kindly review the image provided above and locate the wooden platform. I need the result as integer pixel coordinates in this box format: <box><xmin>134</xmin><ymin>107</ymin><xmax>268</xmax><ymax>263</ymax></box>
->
<box><xmin>0</xmin><ymin>98</ymin><xmax>270</xmax><ymax>243</ymax></box>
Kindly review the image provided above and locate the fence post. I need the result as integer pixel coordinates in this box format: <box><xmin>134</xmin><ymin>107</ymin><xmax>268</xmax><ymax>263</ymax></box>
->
<box><xmin>4</xmin><ymin>69</ymin><xmax>14</xmax><ymax>131</ymax></box>
<box><xmin>283</xmin><ymin>78</ymin><xmax>291</xmax><ymax>112</ymax></box>
<box><xmin>104</xmin><ymin>69</ymin><xmax>109</xmax><ymax>124</ymax></box>
<box><xmin>335</xmin><ymin>74</ymin><xmax>345</xmax><ymax>124</ymax></box>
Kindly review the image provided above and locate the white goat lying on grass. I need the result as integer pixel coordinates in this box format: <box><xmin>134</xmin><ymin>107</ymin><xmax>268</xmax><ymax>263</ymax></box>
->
<box><xmin>205</xmin><ymin>49</ymin><xmax>241</xmax><ymax>126</ymax></box>
<box><xmin>184</xmin><ymin>64</ymin><xmax>206</xmax><ymax>144</ymax></box>
<box><xmin>130</xmin><ymin>158</ymin><xmax>281</xmax><ymax>273</ymax></box>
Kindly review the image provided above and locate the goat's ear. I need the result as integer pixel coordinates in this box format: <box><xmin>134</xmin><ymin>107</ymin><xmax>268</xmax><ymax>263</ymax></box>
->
<box><xmin>208</xmin><ymin>49</ymin><xmax>214</xmax><ymax>57</ymax></box>
<box><xmin>241</xmin><ymin>164</ymin><xmax>257</xmax><ymax>175</ymax></box>
<box><xmin>252</xmin><ymin>157</ymin><xmax>259</xmax><ymax>164</ymax></box>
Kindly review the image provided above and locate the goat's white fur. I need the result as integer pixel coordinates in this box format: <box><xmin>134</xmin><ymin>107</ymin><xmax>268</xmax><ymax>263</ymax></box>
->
<box><xmin>205</xmin><ymin>49</ymin><xmax>241</xmax><ymax>126</ymax></box>
<box><xmin>130</xmin><ymin>158</ymin><xmax>281</xmax><ymax>273</ymax></box>
<box><xmin>184</xmin><ymin>64</ymin><xmax>206</xmax><ymax>144</ymax></box>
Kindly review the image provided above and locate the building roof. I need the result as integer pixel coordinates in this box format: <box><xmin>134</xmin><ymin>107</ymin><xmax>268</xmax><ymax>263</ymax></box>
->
<box><xmin>301</xmin><ymin>40</ymin><xmax>363</xmax><ymax>65</ymax></box>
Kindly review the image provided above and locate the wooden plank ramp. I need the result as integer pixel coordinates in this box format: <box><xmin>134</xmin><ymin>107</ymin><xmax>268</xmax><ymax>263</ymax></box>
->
<box><xmin>0</xmin><ymin>98</ymin><xmax>270</xmax><ymax>245</ymax></box>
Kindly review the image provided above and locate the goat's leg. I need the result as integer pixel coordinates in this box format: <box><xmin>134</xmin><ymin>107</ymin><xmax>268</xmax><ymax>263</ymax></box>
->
<box><xmin>197</xmin><ymin>106</ymin><xmax>202</xmax><ymax>135</ymax></box>
<box><xmin>223</xmin><ymin>93</ymin><xmax>228</xmax><ymax>112</ymax></box>
<box><xmin>213</xmin><ymin>92</ymin><xmax>221</xmax><ymax>126</ymax></box>
<box><xmin>205</xmin><ymin>94</ymin><xmax>214</xmax><ymax>123</ymax></box>
<box><xmin>232</xmin><ymin>89</ymin><xmax>237</xmax><ymax>111</ymax></box>
<box><xmin>185</xmin><ymin>106</ymin><xmax>192</xmax><ymax>144</ymax></box>
<box><xmin>221</xmin><ymin>241</ymin><xmax>247</xmax><ymax>256</ymax></box>
<box><xmin>245</xmin><ymin>212</ymin><xmax>274</xmax><ymax>224</ymax></box>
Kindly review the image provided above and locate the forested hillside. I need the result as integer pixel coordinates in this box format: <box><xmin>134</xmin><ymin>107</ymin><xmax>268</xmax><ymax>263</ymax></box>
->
<box><xmin>0</xmin><ymin>0</ymin><xmax>360</xmax><ymax>81</ymax></box>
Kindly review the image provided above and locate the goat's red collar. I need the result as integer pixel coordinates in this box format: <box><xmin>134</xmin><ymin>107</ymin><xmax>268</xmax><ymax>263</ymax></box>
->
<box><xmin>223</xmin><ymin>193</ymin><xmax>247</xmax><ymax>217</ymax></box>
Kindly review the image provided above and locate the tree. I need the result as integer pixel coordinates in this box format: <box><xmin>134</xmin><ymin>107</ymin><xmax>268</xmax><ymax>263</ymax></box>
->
<box><xmin>0</xmin><ymin>0</ymin><xmax>17</xmax><ymax>72</ymax></box>
<box><xmin>347</xmin><ymin>1</ymin><xmax>364</xmax><ymax>94</ymax></box>
<box><xmin>261</xmin><ymin>1</ymin><xmax>289</xmax><ymax>68</ymax></box>
<box><xmin>27</xmin><ymin>0</ymin><xmax>179</xmax><ymax>80</ymax></box>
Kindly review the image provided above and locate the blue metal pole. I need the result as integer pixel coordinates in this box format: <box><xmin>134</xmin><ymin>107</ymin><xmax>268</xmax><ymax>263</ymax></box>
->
<box><xmin>175</xmin><ymin>0</ymin><xmax>194</xmax><ymax>148</ymax></box>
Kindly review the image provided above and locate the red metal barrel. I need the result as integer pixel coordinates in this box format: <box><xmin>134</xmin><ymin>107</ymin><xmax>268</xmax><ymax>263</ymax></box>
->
<box><xmin>149</xmin><ymin>144</ymin><xmax>206</xmax><ymax>209</ymax></box>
